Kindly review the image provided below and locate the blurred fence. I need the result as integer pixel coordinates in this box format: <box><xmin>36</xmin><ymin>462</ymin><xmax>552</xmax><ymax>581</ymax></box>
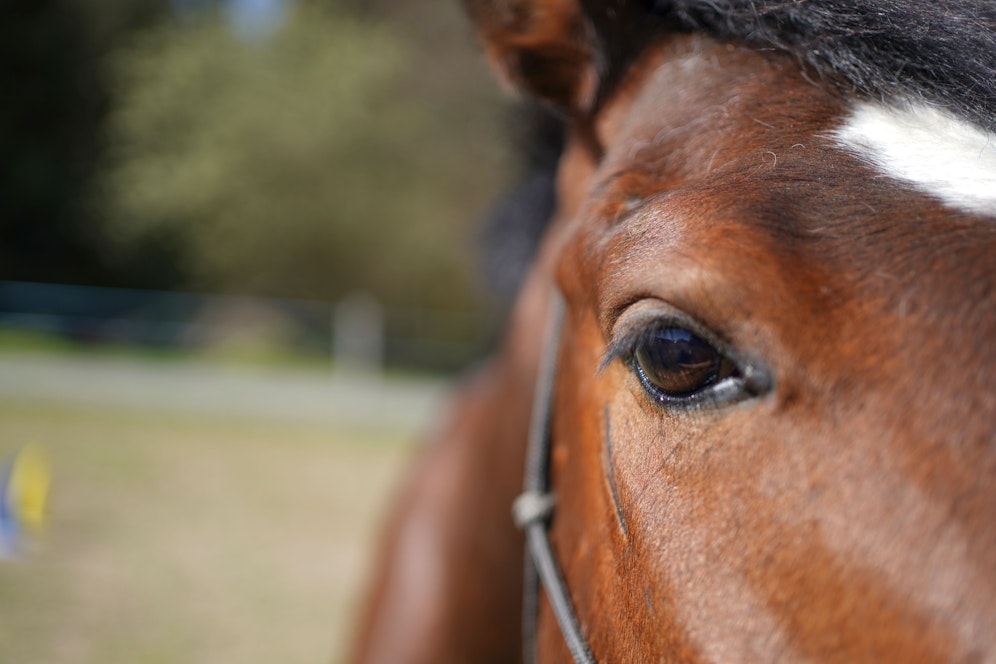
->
<box><xmin>0</xmin><ymin>281</ymin><xmax>496</xmax><ymax>375</ymax></box>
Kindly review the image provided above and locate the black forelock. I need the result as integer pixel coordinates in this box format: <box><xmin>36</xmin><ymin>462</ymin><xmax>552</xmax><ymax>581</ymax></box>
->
<box><xmin>478</xmin><ymin>105</ymin><xmax>564</xmax><ymax>307</ymax></box>
<box><xmin>647</xmin><ymin>0</ymin><xmax>996</xmax><ymax>130</ymax></box>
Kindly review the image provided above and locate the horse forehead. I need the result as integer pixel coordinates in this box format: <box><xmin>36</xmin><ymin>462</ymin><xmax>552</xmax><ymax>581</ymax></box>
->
<box><xmin>591</xmin><ymin>37</ymin><xmax>844</xmax><ymax>189</ymax></box>
<box><xmin>575</xmin><ymin>40</ymin><xmax>845</xmax><ymax>278</ymax></box>
<box><xmin>575</xmin><ymin>37</ymin><xmax>995</xmax><ymax>309</ymax></box>
<box><xmin>592</xmin><ymin>35</ymin><xmax>996</xmax><ymax>220</ymax></box>
<box><xmin>577</xmin><ymin>39</ymin><xmax>854</xmax><ymax>263</ymax></box>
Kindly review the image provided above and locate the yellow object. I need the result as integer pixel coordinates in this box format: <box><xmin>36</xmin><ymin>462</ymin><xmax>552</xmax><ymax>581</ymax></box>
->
<box><xmin>7</xmin><ymin>444</ymin><xmax>51</xmax><ymax>532</ymax></box>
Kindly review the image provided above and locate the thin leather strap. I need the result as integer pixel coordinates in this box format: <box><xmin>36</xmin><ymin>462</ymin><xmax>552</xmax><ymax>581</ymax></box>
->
<box><xmin>513</xmin><ymin>292</ymin><xmax>596</xmax><ymax>664</ymax></box>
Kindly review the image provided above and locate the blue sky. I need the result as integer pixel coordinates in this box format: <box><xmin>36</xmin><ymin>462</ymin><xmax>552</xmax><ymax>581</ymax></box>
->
<box><xmin>171</xmin><ymin>0</ymin><xmax>289</xmax><ymax>38</ymax></box>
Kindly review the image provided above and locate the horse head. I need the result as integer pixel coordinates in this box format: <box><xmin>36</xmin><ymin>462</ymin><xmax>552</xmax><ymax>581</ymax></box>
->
<box><xmin>354</xmin><ymin>1</ymin><xmax>996</xmax><ymax>661</ymax></box>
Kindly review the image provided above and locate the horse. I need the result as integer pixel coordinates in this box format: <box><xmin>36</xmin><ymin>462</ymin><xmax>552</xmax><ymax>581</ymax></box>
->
<box><xmin>351</xmin><ymin>1</ymin><xmax>996</xmax><ymax>661</ymax></box>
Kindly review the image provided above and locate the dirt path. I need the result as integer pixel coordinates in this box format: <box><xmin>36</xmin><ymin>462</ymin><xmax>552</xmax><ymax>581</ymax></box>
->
<box><xmin>0</xmin><ymin>353</ymin><xmax>451</xmax><ymax>431</ymax></box>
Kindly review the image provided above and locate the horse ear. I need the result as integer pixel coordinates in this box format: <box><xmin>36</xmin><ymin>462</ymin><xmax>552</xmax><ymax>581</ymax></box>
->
<box><xmin>463</xmin><ymin>0</ymin><xmax>655</xmax><ymax>113</ymax></box>
<box><xmin>462</xmin><ymin>0</ymin><xmax>600</xmax><ymax>112</ymax></box>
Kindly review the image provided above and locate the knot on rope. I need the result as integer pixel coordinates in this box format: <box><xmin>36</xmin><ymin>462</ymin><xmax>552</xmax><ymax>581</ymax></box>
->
<box><xmin>512</xmin><ymin>490</ymin><xmax>556</xmax><ymax>530</ymax></box>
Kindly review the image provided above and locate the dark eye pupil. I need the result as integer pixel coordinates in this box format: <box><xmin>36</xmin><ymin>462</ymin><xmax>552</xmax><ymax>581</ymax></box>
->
<box><xmin>634</xmin><ymin>328</ymin><xmax>721</xmax><ymax>396</ymax></box>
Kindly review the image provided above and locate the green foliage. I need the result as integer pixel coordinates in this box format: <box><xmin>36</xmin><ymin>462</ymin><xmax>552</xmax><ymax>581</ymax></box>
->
<box><xmin>98</xmin><ymin>3</ymin><xmax>511</xmax><ymax>308</ymax></box>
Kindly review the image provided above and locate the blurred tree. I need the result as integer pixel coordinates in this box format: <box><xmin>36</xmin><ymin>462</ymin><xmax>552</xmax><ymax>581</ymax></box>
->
<box><xmin>0</xmin><ymin>0</ymin><xmax>175</xmax><ymax>288</ymax></box>
<box><xmin>97</xmin><ymin>1</ymin><xmax>512</xmax><ymax>309</ymax></box>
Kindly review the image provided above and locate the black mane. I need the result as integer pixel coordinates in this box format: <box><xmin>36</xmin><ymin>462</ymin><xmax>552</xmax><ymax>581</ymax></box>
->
<box><xmin>649</xmin><ymin>0</ymin><xmax>996</xmax><ymax>130</ymax></box>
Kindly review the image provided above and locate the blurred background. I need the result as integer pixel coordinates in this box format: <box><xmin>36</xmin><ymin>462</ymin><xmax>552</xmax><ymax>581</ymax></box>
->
<box><xmin>0</xmin><ymin>0</ymin><xmax>527</xmax><ymax>661</ymax></box>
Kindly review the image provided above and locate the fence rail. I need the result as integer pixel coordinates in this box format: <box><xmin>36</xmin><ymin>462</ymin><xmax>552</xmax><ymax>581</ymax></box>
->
<box><xmin>0</xmin><ymin>281</ymin><xmax>497</xmax><ymax>374</ymax></box>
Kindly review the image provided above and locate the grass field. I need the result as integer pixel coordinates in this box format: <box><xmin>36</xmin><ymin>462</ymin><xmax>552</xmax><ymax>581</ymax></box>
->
<box><xmin>0</xmin><ymin>399</ymin><xmax>417</xmax><ymax>663</ymax></box>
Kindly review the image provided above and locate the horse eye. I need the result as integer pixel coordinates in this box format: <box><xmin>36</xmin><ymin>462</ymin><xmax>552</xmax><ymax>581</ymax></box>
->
<box><xmin>605</xmin><ymin>303</ymin><xmax>771</xmax><ymax>409</ymax></box>
<box><xmin>632</xmin><ymin>327</ymin><xmax>731</xmax><ymax>398</ymax></box>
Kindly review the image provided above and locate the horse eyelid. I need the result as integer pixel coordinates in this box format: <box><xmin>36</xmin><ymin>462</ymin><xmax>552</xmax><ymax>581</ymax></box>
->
<box><xmin>597</xmin><ymin>328</ymin><xmax>645</xmax><ymax>374</ymax></box>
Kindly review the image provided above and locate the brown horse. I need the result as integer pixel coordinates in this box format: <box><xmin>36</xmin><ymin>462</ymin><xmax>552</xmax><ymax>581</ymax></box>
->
<box><xmin>352</xmin><ymin>1</ymin><xmax>996</xmax><ymax>662</ymax></box>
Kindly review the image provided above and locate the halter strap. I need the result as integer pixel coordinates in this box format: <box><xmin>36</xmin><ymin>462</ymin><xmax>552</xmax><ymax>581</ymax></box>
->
<box><xmin>513</xmin><ymin>291</ymin><xmax>597</xmax><ymax>664</ymax></box>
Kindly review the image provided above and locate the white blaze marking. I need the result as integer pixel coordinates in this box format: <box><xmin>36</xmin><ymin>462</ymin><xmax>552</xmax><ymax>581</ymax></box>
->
<box><xmin>833</xmin><ymin>102</ymin><xmax>996</xmax><ymax>217</ymax></box>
